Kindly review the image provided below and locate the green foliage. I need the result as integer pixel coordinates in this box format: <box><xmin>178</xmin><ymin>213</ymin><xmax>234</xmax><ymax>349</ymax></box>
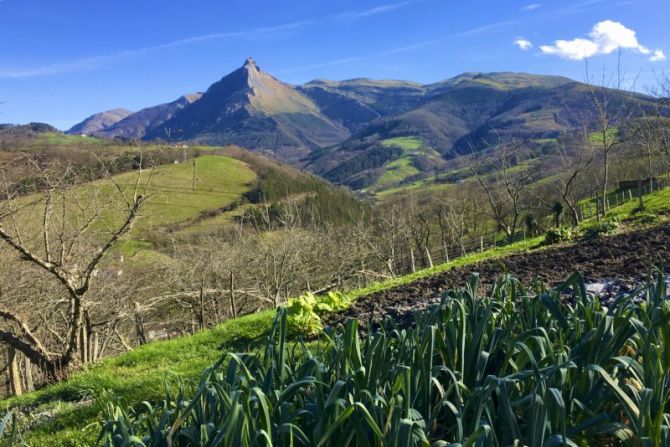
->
<box><xmin>626</xmin><ymin>211</ymin><xmax>659</xmax><ymax>225</ymax></box>
<box><xmin>380</xmin><ymin>136</ymin><xmax>423</xmax><ymax>150</ymax></box>
<box><xmin>0</xmin><ymin>235</ymin><xmax>544</xmax><ymax>446</ymax></box>
<box><xmin>96</xmin><ymin>272</ymin><xmax>670</xmax><ymax>446</ymax></box>
<box><xmin>287</xmin><ymin>291</ymin><xmax>349</xmax><ymax>335</ymax></box>
<box><xmin>286</xmin><ymin>293</ymin><xmax>322</xmax><ymax>334</ymax></box>
<box><xmin>543</xmin><ymin>227</ymin><xmax>574</xmax><ymax>245</ymax></box>
<box><xmin>313</xmin><ymin>291</ymin><xmax>349</xmax><ymax>314</ymax></box>
<box><xmin>245</xmin><ymin>166</ymin><xmax>366</xmax><ymax>227</ymax></box>
<box><xmin>583</xmin><ymin>220</ymin><xmax>620</xmax><ymax>239</ymax></box>
<box><xmin>323</xmin><ymin>145</ymin><xmax>403</xmax><ymax>185</ymax></box>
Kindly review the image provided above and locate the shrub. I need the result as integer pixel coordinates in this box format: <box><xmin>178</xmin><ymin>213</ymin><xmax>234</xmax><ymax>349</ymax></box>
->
<box><xmin>584</xmin><ymin>220</ymin><xmax>619</xmax><ymax>239</ymax></box>
<box><xmin>543</xmin><ymin>227</ymin><xmax>574</xmax><ymax>245</ymax></box>
<box><xmin>626</xmin><ymin>211</ymin><xmax>658</xmax><ymax>225</ymax></box>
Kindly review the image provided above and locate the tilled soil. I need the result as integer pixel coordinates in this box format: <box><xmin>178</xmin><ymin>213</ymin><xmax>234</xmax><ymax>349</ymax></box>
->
<box><xmin>328</xmin><ymin>224</ymin><xmax>670</xmax><ymax>327</ymax></box>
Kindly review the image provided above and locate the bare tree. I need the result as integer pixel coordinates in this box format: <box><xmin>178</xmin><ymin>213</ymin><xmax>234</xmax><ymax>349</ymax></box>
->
<box><xmin>0</xmin><ymin>157</ymin><xmax>153</xmax><ymax>381</ymax></box>
<box><xmin>584</xmin><ymin>57</ymin><xmax>636</xmax><ymax>216</ymax></box>
<box><xmin>551</xmin><ymin>127</ymin><xmax>597</xmax><ymax>226</ymax></box>
<box><xmin>470</xmin><ymin>141</ymin><xmax>534</xmax><ymax>243</ymax></box>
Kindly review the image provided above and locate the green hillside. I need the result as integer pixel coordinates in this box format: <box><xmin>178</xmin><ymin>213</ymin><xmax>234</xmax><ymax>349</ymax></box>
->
<box><xmin>7</xmin><ymin>154</ymin><xmax>256</xmax><ymax>263</ymax></box>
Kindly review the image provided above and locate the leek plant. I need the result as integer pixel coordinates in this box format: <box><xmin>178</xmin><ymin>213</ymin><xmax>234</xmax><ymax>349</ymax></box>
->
<box><xmin>98</xmin><ymin>272</ymin><xmax>670</xmax><ymax>446</ymax></box>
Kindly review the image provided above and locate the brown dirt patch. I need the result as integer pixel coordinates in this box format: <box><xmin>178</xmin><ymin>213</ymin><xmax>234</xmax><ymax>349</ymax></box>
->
<box><xmin>329</xmin><ymin>224</ymin><xmax>670</xmax><ymax>327</ymax></box>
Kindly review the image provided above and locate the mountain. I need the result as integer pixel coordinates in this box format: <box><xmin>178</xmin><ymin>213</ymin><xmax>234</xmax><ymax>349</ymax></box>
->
<box><xmin>306</xmin><ymin>72</ymin><xmax>660</xmax><ymax>191</ymax></box>
<box><xmin>297</xmin><ymin>79</ymin><xmax>426</xmax><ymax>131</ymax></box>
<box><xmin>145</xmin><ymin>58</ymin><xmax>350</xmax><ymax>163</ymax></box>
<box><xmin>0</xmin><ymin>122</ymin><xmax>59</xmax><ymax>136</ymax></box>
<box><xmin>69</xmin><ymin>62</ymin><xmax>661</xmax><ymax>192</ymax></box>
<box><xmin>97</xmin><ymin>93</ymin><xmax>203</xmax><ymax>140</ymax></box>
<box><xmin>67</xmin><ymin>108</ymin><xmax>133</xmax><ymax>135</ymax></box>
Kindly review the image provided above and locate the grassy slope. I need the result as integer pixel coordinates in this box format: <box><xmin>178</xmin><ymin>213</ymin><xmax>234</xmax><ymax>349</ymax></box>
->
<box><xmin>373</xmin><ymin>137</ymin><xmax>423</xmax><ymax>190</ymax></box>
<box><xmin>35</xmin><ymin>133</ymin><xmax>108</xmax><ymax>146</ymax></box>
<box><xmin>10</xmin><ymin>155</ymin><xmax>256</xmax><ymax>261</ymax></box>
<box><xmin>2</xmin><ymin>236</ymin><xmax>545</xmax><ymax>446</ymax></box>
<box><xmin>4</xmin><ymin>187</ymin><xmax>670</xmax><ymax>445</ymax></box>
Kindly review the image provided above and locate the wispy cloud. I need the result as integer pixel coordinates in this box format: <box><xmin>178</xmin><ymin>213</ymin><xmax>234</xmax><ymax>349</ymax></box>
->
<box><xmin>521</xmin><ymin>3</ymin><xmax>542</xmax><ymax>11</ymax></box>
<box><xmin>279</xmin><ymin>18</ymin><xmax>521</xmax><ymax>74</ymax></box>
<box><xmin>1</xmin><ymin>0</ymin><xmax>423</xmax><ymax>80</ymax></box>
<box><xmin>539</xmin><ymin>20</ymin><xmax>664</xmax><ymax>62</ymax></box>
<box><xmin>335</xmin><ymin>0</ymin><xmax>422</xmax><ymax>20</ymax></box>
<box><xmin>0</xmin><ymin>21</ymin><xmax>311</xmax><ymax>79</ymax></box>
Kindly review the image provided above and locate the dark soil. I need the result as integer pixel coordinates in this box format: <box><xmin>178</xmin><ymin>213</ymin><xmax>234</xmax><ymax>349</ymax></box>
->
<box><xmin>328</xmin><ymin>224</ymin><xmax>670</xmax><ymax>328</ymax></box>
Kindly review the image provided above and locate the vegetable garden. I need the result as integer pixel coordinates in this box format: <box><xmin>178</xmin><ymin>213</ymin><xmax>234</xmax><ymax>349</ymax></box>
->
<box><xmin>95</xmin><ymin>271</ymin><xmax>670</xmax><ymax>446</ymax></box>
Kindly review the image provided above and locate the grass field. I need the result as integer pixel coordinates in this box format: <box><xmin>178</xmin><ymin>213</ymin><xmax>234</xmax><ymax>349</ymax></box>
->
<box><xmin>588</xmin><ymin>126</ymin><xmax>619</xmax><ymax>143</ymax></box>
<box><xmin>8</xmin><ymin>155</ymin><xmax>256</xmax><ymax>260</ymax></box>
<box><xmin>35</xmin><ymin>132</ymin><xmax>109</xmax><ymax>146</ymax></box>
<box><xmin>606</xmin><ymin>186</ymin><xmax>670</xmax><ymax>220</ymax></box>
<box><xmin>373</xmin><ymin>137</ymin><xmax>432</xmax><ymax>191</ymax></box>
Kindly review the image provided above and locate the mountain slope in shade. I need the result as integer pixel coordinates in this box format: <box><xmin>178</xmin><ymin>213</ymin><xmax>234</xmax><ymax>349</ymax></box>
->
<box><xmin>67</xmin><ymin>108</ymin><xmax>133</xmax><ymax>135</ymax></box>
<box><xmin>98</xmin><ymin>93</ymin><xmax>203</xmax><ymax>140</ymax></box>
<box><xmin>298</xmin><ymin>79</ymin><xmax>426</xmax><ymax>131</ymax></box>
<box><xmin>146</xmin><ymin>58</ymin><xmax>350</xmax><ymax>163</ymax></box>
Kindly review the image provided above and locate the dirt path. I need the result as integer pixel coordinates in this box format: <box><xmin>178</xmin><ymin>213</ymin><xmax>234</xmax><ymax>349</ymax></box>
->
<box><xmin>329</xmin><ymin>224</ymin><xmax>670</xmax><ymax>327</ymax></box>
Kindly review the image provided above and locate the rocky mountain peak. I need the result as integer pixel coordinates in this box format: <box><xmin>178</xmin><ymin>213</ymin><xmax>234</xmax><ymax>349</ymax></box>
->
<box><xmin>243</xmin><ymin>57</ymin><xmax>258</xmax><ymax>69</ymax></box>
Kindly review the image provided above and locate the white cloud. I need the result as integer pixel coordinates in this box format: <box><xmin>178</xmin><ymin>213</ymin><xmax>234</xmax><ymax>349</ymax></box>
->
<box><xmin>541</xmin><ymin>38</ymin><xmax>598</xmax><ymax>60</ymax></box>
<box><xmin>521</xmin><ymin>3</ymin><xmax>541</xmax><ymax>11</ymax></box>
<box><xmin>540</xmin><ymin>20</ymin><xmax>660</xmax><ymax>61</ymax></box>
<box><xmin>514</xmin><ymin>38</ymin><xmax>533</xmax><ymax>51</ymax></box>
<box><xmin>650</xmin><ymin>49</ymin><xmax>666</xmax><ymax>62</ymax></box>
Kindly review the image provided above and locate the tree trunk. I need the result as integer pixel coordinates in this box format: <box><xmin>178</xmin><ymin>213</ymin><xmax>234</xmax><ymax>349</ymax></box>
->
<box><xmin>23</xmin><ymin>354</ymin><xmax>34</xmax><ymax>392</ymax></box>
<box><xmin>425</xmin><ymin>247</ymin><xmax>433</xmax><ymax>269</ymax></box>
<box><xmin>602</xmin><ymin>150</ymin><xmax>609</xmax><ymax>215</ymax></box>
<box><xmin>648</xmin><ymin>148</ymin><xmax>654</xmax><ymax>193</ymax></box>
<box><xmin>80</xmin><ymin>327</ymin><xmax>88</xmax><ymax>364</ymax></box>
<box><xmin>7</xmin><ymin>347</ymin><xmax>22</xmax><ymax>396</ymax></box>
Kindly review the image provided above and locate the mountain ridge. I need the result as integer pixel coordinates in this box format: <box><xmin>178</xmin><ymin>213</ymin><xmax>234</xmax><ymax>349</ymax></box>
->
<box><xmin>67</xmin><ymin>60</ymin><xmax>659</xmax><ymax>191</ymax></box>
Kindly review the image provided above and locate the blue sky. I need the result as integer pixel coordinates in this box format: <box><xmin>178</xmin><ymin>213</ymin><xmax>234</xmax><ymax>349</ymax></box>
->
<box><xmin>1</xmin><ymin>0</ymin><xmax>668</xmax><ymax>129</ymax></box>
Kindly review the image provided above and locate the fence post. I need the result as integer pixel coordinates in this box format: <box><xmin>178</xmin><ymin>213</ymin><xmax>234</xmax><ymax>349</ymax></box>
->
<box><xmin>480</xmin><ymin>236</ymin><xmax>484</xmax><ymax>253</ymax></box>
<box><xmin>229</xmin><ymin>271</ymin><xmax>237</xmax><ymax>319</ymax></box>
<box><xmin>443</xmin><ymin>243</ymin><xmax>449</xmax><ymax>263</ymax></box>
<box><xmin>629</xmin><ymin>190</ymin><xmax>633</xmax><ymax>201</ymax></box>
<box><xmin>410</xmin><ymin>249</ymin><xmax>416</xmax><ymax>273</ymax></box>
